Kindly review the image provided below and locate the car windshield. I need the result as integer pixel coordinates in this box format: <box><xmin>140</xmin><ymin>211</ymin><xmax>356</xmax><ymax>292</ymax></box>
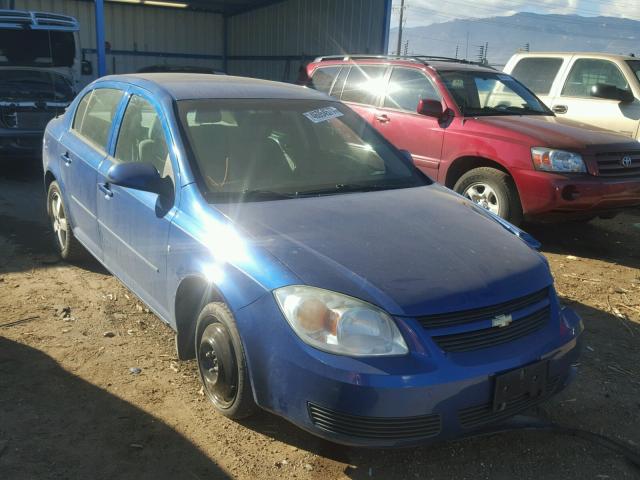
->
<box><xmin>0</xmin><ymin>30</ymin><xmax>75</xmax><ymax>67</ymax></box>
<box><xmin>177</xmin><ymin>99</ymin><xmax>429</xmax><ymax>201</ymax></box>
<box><xmin>627</xmin><ymin>60</ymin><xmax>640</xmax><ymax>83</ymax></box>
<box><xmin>0</xmin><ymin>69</ymin><xmax>74</xmax><ymax>101</ymax></box>
<box><xmin>439</xmin><ymin>70</ymin><xmax>552</xmax><ymax>117</ymax></box>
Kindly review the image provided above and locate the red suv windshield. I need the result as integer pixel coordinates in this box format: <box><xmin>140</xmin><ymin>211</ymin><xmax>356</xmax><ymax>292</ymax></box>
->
<box><xmin>438</xmin><ymin>70</ymin><xmax>552</xmax><ymax>117</ymax></box>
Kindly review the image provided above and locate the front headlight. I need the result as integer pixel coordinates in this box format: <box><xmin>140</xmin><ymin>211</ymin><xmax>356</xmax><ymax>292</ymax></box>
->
<box><xmin>531</xmin><ymin>147</ymin><xmax>586</xmax><ymax>173</ymax></box>
<box><xmin>274</xmin><ymin>285</ymin><xmax>408</xmax><ymax>357</ymax></box>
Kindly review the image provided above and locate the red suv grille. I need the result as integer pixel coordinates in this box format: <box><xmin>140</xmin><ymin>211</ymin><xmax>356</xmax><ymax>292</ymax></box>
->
<box><xmin>596</xmin><ymin>152</ymin><xmax>640</xmax><ymax>178</ymax></box>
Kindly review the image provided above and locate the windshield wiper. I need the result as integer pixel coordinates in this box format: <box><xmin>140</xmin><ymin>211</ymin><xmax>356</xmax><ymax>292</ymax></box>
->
<box><xmin>297</xmin><ymin>182</ymin><xmax>409</xmax><ymax>196</ymax></box>
<box><xmin>240</xmin><ymin>189</ymin><xmax>296</xmax><ymax>200</ymax></box>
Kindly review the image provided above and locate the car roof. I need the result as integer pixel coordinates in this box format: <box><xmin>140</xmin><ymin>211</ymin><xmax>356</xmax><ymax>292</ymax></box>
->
<box><xmin>511</xmin><ymin>52</ymin><xmax>638</xmax><ymax>61</ymax></box>
<box><xmin>98</xmin><ymin>73</ymin><xmax>331</xmax><ymax>101</ymax></box>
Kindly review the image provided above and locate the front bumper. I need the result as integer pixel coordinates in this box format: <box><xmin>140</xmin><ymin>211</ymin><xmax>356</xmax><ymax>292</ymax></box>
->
<box><xmin>515</xmin><ymin>170</ymin><xmax>640</xmax><ymax>220</ymax></box>
<box><xmin>0</xmin><ymin>129</ymin><xmax>43</xmax><ymax>155</ymax></box>
<box><xmin>237</xmin><ymin>294</ymin><xmax>583</xmax><ymax>447</ymax></box>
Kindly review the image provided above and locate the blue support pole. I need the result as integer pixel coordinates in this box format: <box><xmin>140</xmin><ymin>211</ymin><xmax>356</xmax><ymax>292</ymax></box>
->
<box><xmin>381</xmin><ymin>0</ymin><xmax>392</xmax><ymax>54</ymax></box>
<box><xmin>95</xmin><ymin>0</ymin><xmax>107</xmax><ymax>77</ymax></box>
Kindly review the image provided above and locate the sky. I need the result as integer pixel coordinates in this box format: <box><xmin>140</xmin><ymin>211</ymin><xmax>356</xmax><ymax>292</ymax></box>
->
<box><xmin>392</xmin><ymin>0</ymin><xmax>640</xmax><ymax>27</ymax></box>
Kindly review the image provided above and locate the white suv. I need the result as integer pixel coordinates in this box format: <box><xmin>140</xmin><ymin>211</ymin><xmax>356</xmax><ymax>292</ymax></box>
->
<box><xmin>504</xmin><ymin>52</ymin><xmax>640</xmax><ymax>139</ymax></box>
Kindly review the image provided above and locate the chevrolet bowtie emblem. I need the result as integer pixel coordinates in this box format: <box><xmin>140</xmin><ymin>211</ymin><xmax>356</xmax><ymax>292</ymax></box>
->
<box><xmin>492</xmin><ymin>314</ymin><xmax>513</xmax><ymax>328</ymax></box>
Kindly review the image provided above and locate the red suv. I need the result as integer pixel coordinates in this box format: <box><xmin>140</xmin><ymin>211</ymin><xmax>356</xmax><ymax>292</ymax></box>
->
<box><xmin>303</xmin><ymin>55</ymin><xmax>640</xmax><ymax>224</ymax></box>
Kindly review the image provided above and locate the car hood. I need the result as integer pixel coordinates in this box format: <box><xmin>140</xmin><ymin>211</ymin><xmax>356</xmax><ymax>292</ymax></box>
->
<box><xmin>217</xmin><ymin>185</ymin><xmax>552</xmax><ymax>316</ymax></box>
<box><xmin>469</xmin><ymin>115</ymin><xmax>639</xmax><ymax>151</ymax></box>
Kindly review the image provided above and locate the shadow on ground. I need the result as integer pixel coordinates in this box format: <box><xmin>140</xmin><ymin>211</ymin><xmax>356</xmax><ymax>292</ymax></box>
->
<box><xmin>0</xmin><ymin>337</ymin><xmax>229</xmax><ymax>480</ymax></box>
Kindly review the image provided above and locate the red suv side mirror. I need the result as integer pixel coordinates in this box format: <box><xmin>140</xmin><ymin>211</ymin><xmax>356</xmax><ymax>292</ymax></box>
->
<box><xmin>417</xmin><ymin>99</ymin><xmax>444</xmax><ymax>118</ymax></box>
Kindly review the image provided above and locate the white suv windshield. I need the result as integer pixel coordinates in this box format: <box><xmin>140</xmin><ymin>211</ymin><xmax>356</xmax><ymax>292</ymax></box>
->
<box><xmin>0</xmin><ymin>29</ymin><xmax>75</xmax><ymax>67</ymax></box>
<box><xmin>439</xmin><ymin>70</ymin><xmax>552</xmax><ymax>117</ymax></box>
<box><xmin>177</xmin><ymin>99</ymin><xmax>428</xmax><ymax>201</ymax></box>
<box><xmin>627</xmin><ymin>60</ymin><xmax>640</xmax><ymax>83</ymax></box>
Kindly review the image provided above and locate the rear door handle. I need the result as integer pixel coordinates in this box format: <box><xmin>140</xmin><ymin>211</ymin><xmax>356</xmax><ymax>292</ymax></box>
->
<box><xmin>61</xmin><ymin>152</ymin><xmax>71</xmax><ymax>166</ymax></box>
<box><xmin>98</xmin><ymin>183</ymin><xmax>113</xmax><ymax>198</ymax></box>
<box><xmin>552</xmin><ymin>105</ymin><xmax>568</xmax><ymax>114</ymax></box>
<box><xmin>375</xmin><ymin>114</ymin><xmax>390</xmax><ymax>123</ymax></box>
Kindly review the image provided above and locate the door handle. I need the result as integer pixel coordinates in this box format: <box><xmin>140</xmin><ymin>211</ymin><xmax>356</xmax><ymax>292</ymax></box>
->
<box><xmin>552</xmin><ymin>105</ymin><xmax>568</xmax><ymax>114</ymax></box>
<box><xmin>375</xmin><ymin>114</ymin><xmax>390</xmax><ymax>123</ymax></box>
<box><xmin>98</xmin><ymin>183</ymin><xmax>113</xmax><ymax>198</ymax></box>
<box><xmin>61</xmin><ymin>152</ymin><xmax>72</xmax><ymax>166</ymax></box>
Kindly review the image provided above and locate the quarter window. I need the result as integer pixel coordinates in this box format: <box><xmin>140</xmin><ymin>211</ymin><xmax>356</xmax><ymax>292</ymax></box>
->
<box><xmin>310</xmin><ymin>66</ymin><xmax>341</xmax><ymax>94</ymax></box>
<box><xmin>384</xmin><ymin>68</ymin><xmax>440</xmax><ymax>112</ymax></box>
<box><xmin>72</xmin><ymin>88</ymin><xmax>123</xmax><ymax>151</ymax></box>
<box><xmin>115</xmin><ymin>95</ymin><xmax>170</xmax><ymax>177</ymax></box>
<box><xmin>341</xmin><ymin>65</ymin><xmax>387</xmax><ymax>105</ymax></box>
<box><xmin>510</xmin><ymin>58</ymin><xmax>563</xmax><ymax>95</ymax></box>
<box><xmin>562</xmin><ymin>59</ymin><xmax>629</xmax><ymax>98</ymax></box>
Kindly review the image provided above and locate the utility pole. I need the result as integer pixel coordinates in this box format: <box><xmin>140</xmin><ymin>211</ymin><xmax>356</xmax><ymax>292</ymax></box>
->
<box><xmin>395</xmin><ymin>0</ymin><xmax>406</xmax><ymax>56</ymax></box>
<box><xmin>465</xmin><ymin>31</ymin><xmax>469</xmax><ymax>60</ymax></box>
<box><xmin>455</xmin><ymin>45</ymin><xmax>459</xmax><ymax>59</ymax></box>
<box><xmin>403</xmin><ymin>40</ymin><xmax>409</xmax><ymax>56</ymax></box>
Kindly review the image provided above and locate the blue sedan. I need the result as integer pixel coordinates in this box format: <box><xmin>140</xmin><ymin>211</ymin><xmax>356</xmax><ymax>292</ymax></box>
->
<box><xmin>43</xmin><ymin>73</ymin><xmax>582</xmax><ymax>447</ymax></box>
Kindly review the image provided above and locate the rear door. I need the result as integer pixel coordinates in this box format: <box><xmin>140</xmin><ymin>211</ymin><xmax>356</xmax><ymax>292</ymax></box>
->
<box><xmin>58</xmin><ymin>87</ymin><xmax>123</xmax><ymax>259</ymax></box>
<box><xmin>334</xmin><ymin>64</ymin><xmax>388</xmax><ymax>124</ymax></box>
<box><xmin>96</xmin><ymin>90</ymin><xmax>177</xmax><ymax>319</ymax></box>
<box><xmin>550</xmin><ymin>57</ymin><xmax>640</xmax><ymax>137</ymax></box>
<box><xmin>372</xmin><ymin>67</ymin><xmax>445</xmax><ymax>179</ymax></box>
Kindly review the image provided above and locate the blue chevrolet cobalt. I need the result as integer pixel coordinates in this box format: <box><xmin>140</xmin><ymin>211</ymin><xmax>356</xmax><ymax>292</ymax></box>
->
<box><xmin>43</xmin><ymin>73</ymin><xmax>582</xmax><ymax>447</ymax></box>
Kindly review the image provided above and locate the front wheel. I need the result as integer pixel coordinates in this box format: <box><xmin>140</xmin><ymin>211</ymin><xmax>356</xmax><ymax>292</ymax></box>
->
<box><xmin>195</xmin><ymin>302</ymin><xmax>257</xmax><ymax>419</ymax></box>
<box><xmin>454</xmin><ymin>167</ymin><xmax>523</xmax><ymax>226</ymax></box>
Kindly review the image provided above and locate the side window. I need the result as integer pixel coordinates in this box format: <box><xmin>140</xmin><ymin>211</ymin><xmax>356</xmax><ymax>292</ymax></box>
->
<box><xmin>72</xmin><ymin>88</ymin><xmax>123</xmax><ymax>151</ymax></box>
<box><xmin>310</xmin><ymin>66</ymin><xmax>341</xmax><ymax>94</ymax></box>
<box><xmin>562</xmin><ymin>59</ymin><xmax>629</xmax><ymax>98</ymax></box>
<box><xmin>384</xmin><ymin>68</ymin><xmax>440</xmax><ymax>112</ymax></box>
<box><xmin>115</xmin><ymin>95</ymin><xmax>170</xmax><ymax>177</ymax></box>
<box><xmin>341</xmin><ymin>65</ymin><xmax>387</xmax><ymax>105</ymax></box>
<box><xmin>329</xmin><ymin>65</ymin><xmax>350</xmax><ymax>97</ymax></box>
<box><xmin>510</xmin><ymin>58</ymin><xmax>563</xmax><ymax>95</ymax></box>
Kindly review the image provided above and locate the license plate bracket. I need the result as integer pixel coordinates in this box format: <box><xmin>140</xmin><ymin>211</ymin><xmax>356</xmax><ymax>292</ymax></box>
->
<box><xmin>493</xmin><ymin>360</ymin><xmax>548</xmax><ymax>412</ymax></box>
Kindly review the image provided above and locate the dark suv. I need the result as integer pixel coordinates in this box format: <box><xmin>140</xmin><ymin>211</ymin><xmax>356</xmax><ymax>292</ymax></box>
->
<box><xmin>302</xmin><ymin>55</ymin><xmax>640</xmax><ymax>224</ymax></box>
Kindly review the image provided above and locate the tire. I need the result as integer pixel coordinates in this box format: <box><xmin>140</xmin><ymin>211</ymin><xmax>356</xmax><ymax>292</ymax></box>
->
<box><xmin>47</xmin><ymin>181</ymin><xmax>87</xmax><ymax>261</ymax></box>
<box><xmin>195</xmin><ymin>302</ymin><xmax>257</xmax><ymax>419</ymax></box>
<box><xmin>453</xmin><ymin>167</ymin><xmax>523</xmax><ymax>226</ymax></box>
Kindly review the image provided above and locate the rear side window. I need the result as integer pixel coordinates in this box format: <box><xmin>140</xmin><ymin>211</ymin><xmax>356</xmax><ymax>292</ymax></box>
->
<box><xmin>341</xmin><ymin>65</ymin><xmax>387</xmax><ymax>105</ymax></box>
<box><xmin>310</xmin><ymin>66</ymin><xmax>341</xmax><ymax>94</ymax></box>
<box><xmin>72</xmin><ymin>88</ymin><xmax>123</xmax><ymax>151</ymax></box>
<box><xmin>562</xmin><ymin>59</ymin><xmax>629</xmax><ymax>97</ymax></box>
<box><xmin>384</xmin><ymin>67</ymin><xmax>440</xmax><ymax>112</ymax></box>
<box><xmin>510</xmin><ymin>58</ymin><xmax>563</xmax><ymax>95</ymax></box>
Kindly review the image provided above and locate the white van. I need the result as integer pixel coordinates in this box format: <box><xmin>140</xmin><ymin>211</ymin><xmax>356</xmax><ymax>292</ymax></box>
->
<box><xmin>504</xmin><ymin>52</ymin><xmax>640</xmax><ymax>139</ymax></box>
<box><xmin>0</xmin><ymin>10</ymin><xmax>81</xmax><ymax>156</ymax></box>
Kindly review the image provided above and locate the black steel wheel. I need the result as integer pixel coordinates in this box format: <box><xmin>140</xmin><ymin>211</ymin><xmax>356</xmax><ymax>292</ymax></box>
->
<box><xmin>195</xmin><ymin>302</ymin><xmax>257</xmax><ymax>419</ymax></box>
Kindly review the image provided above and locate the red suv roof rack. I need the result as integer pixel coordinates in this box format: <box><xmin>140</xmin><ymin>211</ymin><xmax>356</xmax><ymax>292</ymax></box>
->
<box><xmin>312</xmin><ymin>54</ymin><xmax>493</xmax><ymax>69</ymax></box>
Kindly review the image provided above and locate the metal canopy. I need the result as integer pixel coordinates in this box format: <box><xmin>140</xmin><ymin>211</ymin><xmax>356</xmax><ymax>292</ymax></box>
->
<box><xmin>181</xmin><ymin>0</ymin><xmax>286</xmax><ymax>16</ymax></box>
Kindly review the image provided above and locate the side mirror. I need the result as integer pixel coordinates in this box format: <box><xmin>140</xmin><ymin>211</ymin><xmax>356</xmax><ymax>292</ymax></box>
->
<box><xmin>107</xmin><ymin>162</ymin><xmax>165</xmax><ymax>195</ymax></box>
<box><xmin>591</xmin><ymin>83</ymin><xmax>634</xmax><ymax>103</ymax></box>
<box><xmin>417</xmin><ymin>99</ymin><xmax>444</xmax><ymax>118</ymax></box>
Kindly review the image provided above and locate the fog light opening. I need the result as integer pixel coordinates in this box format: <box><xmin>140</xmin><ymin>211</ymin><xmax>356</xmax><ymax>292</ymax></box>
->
<box><xmin>561</xmin><ymin>185</ymin><xmax>580</xmax><ymax>201</ymax></box>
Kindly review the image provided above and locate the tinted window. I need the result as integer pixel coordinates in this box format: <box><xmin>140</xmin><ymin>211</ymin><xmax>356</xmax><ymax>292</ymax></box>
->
<box><xmin>626</xmin><ymin>60</ymin><xmax>640</xmax><ymax>83</ymax></box>
<box><xmin>384</xmin><ymin>68</ymin><xmax>440</xmax><ymax>112</ymax></box>
<box><xmin>329</xmin><ymin>65</ymin><xmax>349</xmax><ymax>97</ymax></box>
<box><xmin>341</xmin><ymin>66</ymin><xmax>386</xmax><ymax>105</ymax></box>
<box><xmin>562</xmin><ymin>59</ymin><xmax>629</xmax><ymax>97</ymax></box>
<box><xmin>177</xmin><ymin>99</ymin><xmax>428</xmax><ymax>201</ymax></box>
<box><xmin>310</xmin><ymin>66</ymin><xmax>341</xmax><ymax>94</ymax></box>
<box><xmin>72</xmin><ymin>88</ymin><xmax>123</xmax><ymax>151</ymax></box>
<box><xmin>0</xmin><ymin>30</ymin><xmax>75</xmax><ymax>67</ymax></box>
<box><xmin>115</xmin><ymin>95</ymin><xmax>170</xmax><ymax>176</ymax></box>
<box><xmin>510</xmin><ymin>58</ymin><xmax>563</xmax><ymax>95</ymax></box>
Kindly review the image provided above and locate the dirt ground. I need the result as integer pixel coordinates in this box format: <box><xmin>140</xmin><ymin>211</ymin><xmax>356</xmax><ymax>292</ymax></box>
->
<box><xmin>0</xmin><ymin>159</ymin><xmax>639</xmax><ymax>480</ymax></box>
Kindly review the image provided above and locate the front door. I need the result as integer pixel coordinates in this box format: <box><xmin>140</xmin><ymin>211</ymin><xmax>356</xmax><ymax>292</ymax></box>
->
<box><xmin>373</xmin><ymin>67</ymin><xmax>445</xmax><ymax>180</ymax></box>
<box><xmin>97</xmin><ymin>92</ymin><xmax>177</xmax><ymax>319</ymax></box>
<box><xmin>59</xmin><ymin>88</ymin><xmax>123</xmax><ymax>259</ymax></box>
<box><xmin>550</xmin><ymin>57</ymin><xmax>640</xmax><ymax>138</ymax></box>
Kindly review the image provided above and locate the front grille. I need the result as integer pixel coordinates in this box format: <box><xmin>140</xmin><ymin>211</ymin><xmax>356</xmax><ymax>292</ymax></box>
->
<box><xmin>458</xmin><ymin>376</ymin><xmax>559</xmax><ymax>429</ymax></box>
<box><xmin>596</xmin><ymin>152</ymin><xmax>640</xmax><ymax>178</ymax></box>
<box><xmin>308</xmin><ymin>403</ymin><xmax>441</xmax><ymax>440</ymax></box>
<box><xmin>432</xmin><ymin>307</ymin><xmax>550</xmax><ymax>352</ymax></box>
<box><xmin>418</xmin><ymin>288</ymin><xmax>548</xmax><ymax>329</ymax></box>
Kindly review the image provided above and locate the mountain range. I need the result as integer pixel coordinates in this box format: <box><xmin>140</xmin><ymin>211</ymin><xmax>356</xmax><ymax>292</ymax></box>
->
<box><xmin>389</xmin><ymin>12</ymin><xmax>639</xmax><ymax>67</ymax></box>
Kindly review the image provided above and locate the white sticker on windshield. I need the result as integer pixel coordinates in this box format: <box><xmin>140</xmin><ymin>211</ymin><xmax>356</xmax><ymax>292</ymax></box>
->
<box><xmin>303</xmin><ymin>106</ymin><xmax>344</xmax><ymax>123</ymax></box>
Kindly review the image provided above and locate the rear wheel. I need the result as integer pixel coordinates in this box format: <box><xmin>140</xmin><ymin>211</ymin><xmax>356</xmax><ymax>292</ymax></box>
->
<box><xmin>47</xmin><ymin>181</ymin><xmax>86</xmax><ymax>261</ymax></box>
<box><xmin>195</xmin><ymin>302</ymin><xmax>257</xmax><ymax>419</ymax></box>
<box><xmin>454</xmin><ymin>167</ymin><xmax>523</xmax><ymax>225</ymax></box>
